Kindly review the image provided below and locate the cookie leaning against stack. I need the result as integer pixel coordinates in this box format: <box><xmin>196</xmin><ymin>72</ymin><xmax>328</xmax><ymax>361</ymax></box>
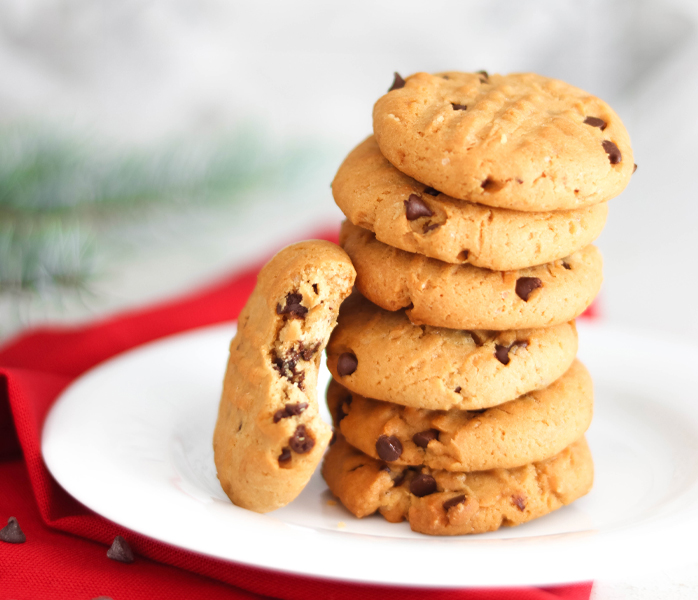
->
<box><xmin>213</xmin><ymin>241</ymin><xmax>355</xmax><ymax>513</ymax></box>
<box><xmin>323</xmin><ymin>70</ymin><xmax>634</xmax><ymax>535</ymax></box>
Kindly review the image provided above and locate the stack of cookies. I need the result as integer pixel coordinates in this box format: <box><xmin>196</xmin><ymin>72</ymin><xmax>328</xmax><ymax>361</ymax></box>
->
<box><xmin>322</xmin><ymin>71</ymin><xmax>634</xmax><ymax>535</ymax></box>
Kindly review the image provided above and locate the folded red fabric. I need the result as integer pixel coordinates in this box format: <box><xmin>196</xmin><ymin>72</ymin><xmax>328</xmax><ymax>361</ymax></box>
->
<box><xmin>0</xmin><ymin>228</ymin><xmax>593</xmax><ymax>600</ymax></box>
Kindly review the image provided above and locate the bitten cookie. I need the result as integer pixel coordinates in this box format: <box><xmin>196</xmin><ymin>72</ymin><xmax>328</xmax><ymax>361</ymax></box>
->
<box><xmin>332</xmin><ymin>136</ymin><xmax>608</xmax><ymax>270</ymax></box>
<box><xmin>327</xmin><ymin>292</ymin><xmax>578</xmax><ymax>410</ymax></box>
<box><xmin>213</xmin><ymin>240</ymin><xmax>356</xmax><ymax>513</ymax></box>
<box><xmin>340</xmin><ymin>221</ymin><xmax>602</xmax><ymax>330</ymax></box>
<box><xmin>323</xmin><ymin>434</ymin><xmax>593</xmax><ymax>536</ymax></box>
<box><xmin>373</xmin><ymin>71</ymin><xmax>634</xmax><ymax>211</ymax></box>
<box><xmin>327</xmin><ymin>359</ymin><xmax>593</xmax><ymax>471</ymax></box>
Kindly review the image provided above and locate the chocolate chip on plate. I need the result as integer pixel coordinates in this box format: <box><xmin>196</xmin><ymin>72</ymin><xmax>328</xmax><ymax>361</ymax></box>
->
<box><xmin>107</xmin><ymin>535</ymin><xmax>134</xmax><ymax>563</ymax></box>
<box><xmin>376</xmin><ymin>435</ymin><xmax>403</xmax><ymax>462</ymax></box>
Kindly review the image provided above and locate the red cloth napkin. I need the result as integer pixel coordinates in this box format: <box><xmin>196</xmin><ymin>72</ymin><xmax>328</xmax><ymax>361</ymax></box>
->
<box><xmin>0</xmin><ymin>227</ymin><xmax>594</xmax><ymax>600</ymax></box>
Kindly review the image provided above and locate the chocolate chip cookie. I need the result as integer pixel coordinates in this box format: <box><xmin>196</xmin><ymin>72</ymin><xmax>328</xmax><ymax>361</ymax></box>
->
<box><xmin>213</xmin><ymin>240</ymin><xmax>355</xmax><ymax>513</ymax></box>
<box><xmin>328</xmin><ymin>359</ymin><xmax>593</xmax><ymax>471</ymax></box>
<box><xmin>326</xmin><ymin>292</ymin><xmax>578</xmax><ymax>410</ymax></box>
<box><xmin>332</xmin><ymin>136</ymin><xmax>608</xmax><ymax>270</ymax></box>
<box><xmin>340</xmin><ymin>221</ymin><xmax>603</xmax><ymax>330</ymax></box>
<box><xmin>373</xmin><ymin>71</ymin><xmax>633</xmax><ymax>211</ymax></box>
<box><xmin>323</xmin><ymin>434</ymin><xmax>593</xmax><ymax>535</ymax></box>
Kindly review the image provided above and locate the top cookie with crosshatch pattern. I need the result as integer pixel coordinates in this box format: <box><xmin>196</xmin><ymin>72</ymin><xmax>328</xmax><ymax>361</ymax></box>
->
<box><xmin>373</xmin><ymin>71</ymin><xmax>634</xmax><ymax>212</ymax></box>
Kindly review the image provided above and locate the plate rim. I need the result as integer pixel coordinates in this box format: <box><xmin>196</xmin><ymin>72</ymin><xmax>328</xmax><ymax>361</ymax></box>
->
<box><xmin>41</xmin><ymin>320</ymin><xmax>698</xmax><ymax>588</ymax></box>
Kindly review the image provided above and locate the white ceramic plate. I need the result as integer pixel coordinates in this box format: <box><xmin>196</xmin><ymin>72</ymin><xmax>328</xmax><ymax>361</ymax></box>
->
<box><xmin>42</xmin><ymin>322</ymin><xmax>698</xmax><ymax>588</ymax></box>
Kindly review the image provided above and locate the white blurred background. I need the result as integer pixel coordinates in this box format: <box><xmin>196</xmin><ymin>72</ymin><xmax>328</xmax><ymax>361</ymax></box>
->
<box><xmin>1</xmin><ymin>1</ymin><xmax>697</xmax><ymax>596</ymax></box>
<box><xmin>1</xmin><ymin>0</ymin><xmax>697</xmax><ymax>342</ymax></box>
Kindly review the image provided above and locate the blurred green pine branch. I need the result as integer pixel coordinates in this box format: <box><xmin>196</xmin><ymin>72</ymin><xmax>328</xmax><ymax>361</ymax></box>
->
<box><xmin>0</xmin><ymin>122</ymin><xmax>321</xmax><ymax>295</ymax></box>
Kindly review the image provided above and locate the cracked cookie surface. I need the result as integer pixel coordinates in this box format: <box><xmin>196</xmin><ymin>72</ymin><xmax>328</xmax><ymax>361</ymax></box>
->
<box><xmin>340</xmin><ymin>221</ymin><xmax>602</xmax><ymax>330</ymax></box>
<box><xmin>373</xmin><ymin>71</ymin><xmax>633</xmax><ymax>211</ymax></box>
<box><xmin>213</xmin><ymin>240</ymin><xmax>355</xmax><ymax>513</ymax></box>
<box><xmin>332</xmin><ymin>136</ymin><xmax>608</xmax><ymax>270</ymax></box>
<box><xmin>328</xmin><ymin>359</ymin><xmax>593</xmax><ymax>471</ymax></box>
<box><xmin>323</xmin><ymin>434</ymin><xmax>593</xmax><ymax>535</ymax></box>
<box><xmin>327</xmin><ymin>292</ymin><xmax>578</xmax><ymax>410</ymax></box>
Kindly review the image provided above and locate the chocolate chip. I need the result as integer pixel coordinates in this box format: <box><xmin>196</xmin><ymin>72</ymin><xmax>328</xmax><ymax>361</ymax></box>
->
<box><xmin>477</xmin><ymin>70</ymin><xmax>489</xmax><ymax>82</ymax></box>
<box><xmin>272</xmin><ymin>352</ymin><xmax>306</xmax><ymax>390</ymax></box>
<box><xmin>273</xmin><ymin>402</ymin><xmax>309</xmax><ymax>422</ymax></box>
<box><xmin>512</xmin><ymin>494</ymin><xmax>527</xmax><ymax>511</ymax></box>
<box><xmin>337</xmin><ymin>352</ymin><xmax>358</xmax><ymax>376</ymax></box>
<box><xmin>285</xmin><ymin>402</ymin><xmax>308</xmax><ymax>416</ymax></box>
<box><xmin>423</xmin><ymin>186</ymin><xmax>440</xmax><ymax>196</ymax></box>
<box><xmin>562</xmin><ymin>261</ymin><xmax>572</xmax><ymax>270</ymax></box>
<box><xmin>584</xmin><ymin>116</ymin><xmax>607</xmax><ymax>130</ymax></box>
<box><xmin>107</xmin><ymin>536</ymin><xmax>134</xmax><ymax>563</ymax></box>
<box><xmin>454</xmin><ymin>386</ymin><xmax>462</xmax><ymax>394</ymax></box>
<box><xmin>515</xmin><ymin>277</ymin><xmax>542</xmax><ymax>301</ymax></box>
<box><xmin>389</xmin><ymin>72</ymin><xmax>406</xmax><ymax>92</ymax></box>
<box><xmin>380</xmin><ymin>465</ymin><xmax>391</xmax><ymax>472</ymax></box>
<box><xmin>451</xmin><ymin>103</ymin><xmax>467</xmax><ymax>111</ymax></box>
<box><xmin>392</xmin><ymin>470</ymin><xmax>408</xmax><ymax>487</ymax></box>
<box><xmin>443</xmin><ymin>494</ymin><xmax>466</xmax><ymax>511</ymax></box>
<box><xmin>410</xmin><ymin>473</ymin><xmax>437</xmax><ymax>497</ymax></box>
<box><xmin>413</xmin><ymin>429</ymin><xmax>439</xmax><ymax>448</ymax></box>
<box><xmin>336</xmin><ymin>394</ymin><xmax>351</xmax><ymax>424</ymax></box>
<box><xmin>312</xmin><ymin>283</ymin><xmax>319</xmax><ymax>294</ymax></box>
<box><xmin>495</xmin><ymin>340</ymin><xmax>530</xmax><ymax>365</ymax></box>
<box><xmin>376</xmin><ymin>435</ymin><xmax>403</xmax><ymax>461</ymax></box>
<box><xmin>469</xmin><ymin>330</ymin><xmax>488</xmax><ymax>346</ymax></box>
<box><xmin>298</xmin><ymin>341</ymin><xmax>321</xmax><ymax>361</ymax></box>
<box><xmin>278</xmin><ymin>447</ymin><xmax>292</xmax><ymax>464</ymax></box>
<box><xmin>422</xmin><ymin>222</ymin><xmax>440</xmax><ymax>233</ymax></box>
<box><xmin>602</xmin><ymin>140</ymin><xmax>622</xmax><ymax>164</ymax></box>
<box><xmin>0</xmin><ymin>517</ymin><xmax>25</xmax><ymax>544</ymax></box>
<box><xmin>404</xmin><ymin>194</ymin><xmax>434</xmax><ymax>220</ymax></box>
<box><xmin>633</xmin><ymin>163</ymin><xmax>638</xmax><ymax>174</ymax></box>
<box><xmin>276</xmin><ymin>291</ymin><xmax>308</xmax><ymax>318</ymax></box>
<box><xmin>289</xmin><ymin>424</ymin><xmax>315</xmax><ymax>454</ymax></box>
<box><xmin>458</xmin><ymin>250</ymin><xmax>470</xmax><ymax>262</ymax></box>
<box><xmin>481</xmin><ymin>177</ymin><xmax>495</xmax><ymax>190</ymax></box>
<box><xmin>494</xmin><ymin>344</ymin><xmax>512</xmax><ymax>365</ymax></box>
